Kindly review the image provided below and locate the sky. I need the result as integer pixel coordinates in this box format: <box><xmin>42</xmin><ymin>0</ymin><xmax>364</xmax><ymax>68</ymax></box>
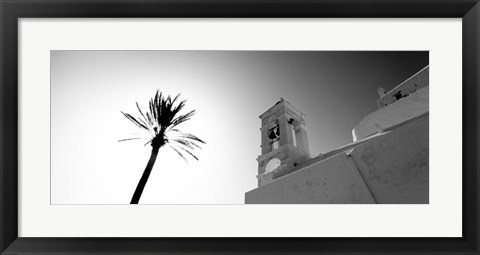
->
<box><xmin>51</xmin><ymin>51</ymin><xmax>428</xmax><ymax>204</ymax></box>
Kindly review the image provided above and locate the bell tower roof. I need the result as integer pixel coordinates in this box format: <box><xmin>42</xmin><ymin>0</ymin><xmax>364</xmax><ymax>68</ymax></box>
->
<box><xmin>259</xmin><ymin>98</ymin><xmax>306</xmax><ymax>120</ymax></box>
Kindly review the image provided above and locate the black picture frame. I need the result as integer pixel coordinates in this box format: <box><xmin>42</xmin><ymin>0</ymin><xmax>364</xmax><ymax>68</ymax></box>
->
<box><xmin>1</xmin><ymin>0</ymin><xmax>478</xmax><ymax>254</ymax></box>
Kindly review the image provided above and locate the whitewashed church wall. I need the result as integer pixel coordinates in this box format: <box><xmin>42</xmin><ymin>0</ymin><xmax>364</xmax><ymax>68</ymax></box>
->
<box><xmin>376</xmin><ymin>65</ymin><xmax>429</xmax><ymax>108</ymax></box>
<box><xmin>352</xmin><ymin>86</ymin><xmax>429</xmax><ymax>141</ymax></box>
<box><xmin>245</xmin><ymin>152</ymin><xmax>375</xmax><ymax>204</ymax></box>
<box><xmin>349</xmin><ymin>115</ymin><xmax>429</xmax><ymax>204</ymax></box>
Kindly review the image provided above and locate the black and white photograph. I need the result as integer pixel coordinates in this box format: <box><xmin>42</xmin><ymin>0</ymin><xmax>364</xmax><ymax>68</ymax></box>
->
<box><xmin>3</xmin><ymin>0</ymin><xmax>478</xmax><ymax>253</ymax></box>
<box><xmin>51</xmin><ymin>50</ymin><xmax>429</xmax><ymax>205</ymax></box>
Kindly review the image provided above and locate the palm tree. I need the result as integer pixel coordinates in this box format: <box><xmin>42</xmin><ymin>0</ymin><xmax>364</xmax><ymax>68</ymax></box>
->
<box><xmin>119</xmin><ymin>91</ymin><xmax>205</xmax><ymax>204</ymax></box>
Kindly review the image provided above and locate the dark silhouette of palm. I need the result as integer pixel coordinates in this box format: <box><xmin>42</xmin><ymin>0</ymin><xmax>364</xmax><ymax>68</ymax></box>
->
<box><xmin>120</xmin><ymin>91</ymin><xmax>205</xmax><ymax>204</ymax></box>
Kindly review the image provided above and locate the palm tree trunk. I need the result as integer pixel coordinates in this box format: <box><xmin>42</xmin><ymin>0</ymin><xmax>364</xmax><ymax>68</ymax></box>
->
<box><xmin>130</xmin><ymin>146</ymin><xmax>160</xmax><ymax>204</ymax></box>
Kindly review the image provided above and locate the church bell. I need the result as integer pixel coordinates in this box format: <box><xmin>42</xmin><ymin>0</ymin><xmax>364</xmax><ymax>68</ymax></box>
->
<box><xmin>269</xmin><ymin>126</ymin><xmax>280</xmax><ymax>139</ymax></box>
<box><xmin>269</xmin><ymin>130</ymin><xmax>277</xmax><ymax>139</ymax></box>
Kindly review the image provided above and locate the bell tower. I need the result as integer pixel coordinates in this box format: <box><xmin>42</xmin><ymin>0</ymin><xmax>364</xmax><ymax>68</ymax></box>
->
<box><xmin>256</xmin><ymin>98</ymin><xmax>311</xmax><ymax>187</ymax></box>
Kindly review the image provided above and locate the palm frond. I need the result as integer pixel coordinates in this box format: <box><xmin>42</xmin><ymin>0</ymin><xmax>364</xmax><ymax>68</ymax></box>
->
<box><xmin>173</xmin><ymin>138</ymin><xmax>197</xmax><ymax>150</ymax></box>
<box><xmin>170</xmin><ymin>93</ymin><xmax>181</xmax><ymax>106</ymax></box>
<box><xmin>118</xmin><ymin>137</ymin><xmax>142</xmax><ymax>142</ymax></box>
<box><xmin>121</xmin><ymin>112</ymin><xmax>149</xmax><ymax>131</ymax></box>
<box><xmin>170</xmin><ymin>110</ymin><xmax>196</xmax><ymax>129</ymax></box>
<box><xmin>177</xmin><ymin>146</ymin><xmax>199</xmax><ymax>161</ymax></box>
<box><xmin>170</xmin><ymin>99</ymin><xmax>186</xmax><ymax>119</ymax></box>
<box><xmin>169</xmin><ymin>130</ymin><xmax>206</xmax><ymax>145</ymax></box>
<box><xmin>181</xmin><ymin>133</ymin><xmax>206</xmax><ymax>145</ymax></box>
<box><xmin>145</xmin><ymin>112</ymin><xmax>155</xmax><ymax>130</ymax></box>
<box><xmin>149</xmin><ymin>95</ymin><xmax>157</xmax><ymax>125</ymax></box>
<box><xmin>169</xmin><ymin>145</ymin><xmax>189</xmax><ymax>163</ymax></box>
<box><xmin>136</xmin><ymin>102</ymin><xmax>153</xmax><ymax>130</ymax></box>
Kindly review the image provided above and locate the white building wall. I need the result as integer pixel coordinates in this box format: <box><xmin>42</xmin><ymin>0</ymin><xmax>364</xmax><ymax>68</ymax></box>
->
<box><xmin>352</xmin><ymin>86</ymin><xmax>428</xmax><ymax>141</ymax></box>
<box><xmin>245</xmin><ymin>152</ymin><xmax>375</xmax><ymax>204</ymax></box>
<box><xmin>377</xmin><ymin>65</ymin><xmax>429</xmax><ymax>108</ymax></box>
<box><xmin>245</xmin><ymin>113</ymin><xmax>429</xmax><ymax>204</ymax></box>
<box><xmin>350</xmin><ymin>115</ymin><xmax>429</xmax><ymax>204</ymax></box>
